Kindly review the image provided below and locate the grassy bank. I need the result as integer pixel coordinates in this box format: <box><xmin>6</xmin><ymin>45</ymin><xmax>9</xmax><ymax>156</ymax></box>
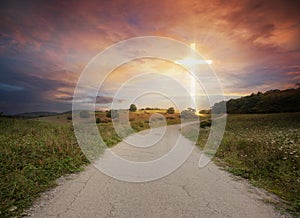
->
<box><xmin>182</xmin><ymin>113</ymin><xmax>300</xmax><ymax>215</ymax></box>
<box><xmin>0</xmin><ymin>117</ymin><xmax>145</xmax><ymax>217</ymax></box>
<box><xmin>0</xmin><ymin>110</ymin><xmax>181</xmax><ymax>217</ymax></box>
<box><xmin>0</xmin><ymin>117</ymin><xmax>88</xmax><ymax>217</ymax></box>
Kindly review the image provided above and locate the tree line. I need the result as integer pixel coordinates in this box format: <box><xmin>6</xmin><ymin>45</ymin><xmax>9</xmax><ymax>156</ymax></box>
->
<box><xmin>212</xmin><ymin>87</ymin><xmax>300</xmax><ymax>114</ymax></box>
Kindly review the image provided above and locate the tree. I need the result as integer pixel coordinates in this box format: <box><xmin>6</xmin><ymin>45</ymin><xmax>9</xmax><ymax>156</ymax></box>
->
<box><xmin>129</xmin><ymin>104</ymin><xmax>137</xmax><ymax>112</ymax></box>
<box><xmin>187</xmin><ymin>107</ymin><xmax>196</xmax><ymax>112</ymax></box>
<box><xmin>180</xmin><ymin>108</ymin><xmax>198</xmax><ymax>119</ymax></box>
<box><xmin>167</xmin><ymin>107</ymin><xmax>175</xmax><ymax>114</ymax></box>
<box><xmin>212</xmin><ymin>87</ymin><xmax>300</xmax><ymax>114</ymax></box>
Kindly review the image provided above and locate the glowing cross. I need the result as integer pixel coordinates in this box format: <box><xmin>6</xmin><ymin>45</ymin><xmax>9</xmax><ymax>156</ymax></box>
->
<box><xmin>175</xmin><ymin>43</ymin><xmax>212</xmax><ymax>110</ymax></box>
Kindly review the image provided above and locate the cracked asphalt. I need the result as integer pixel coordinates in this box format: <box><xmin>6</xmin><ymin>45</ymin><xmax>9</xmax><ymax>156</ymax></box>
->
<box><xmin>27</xmin><ymin>125</ymin><xmax>280</xmax><ymax>218</ymax></box>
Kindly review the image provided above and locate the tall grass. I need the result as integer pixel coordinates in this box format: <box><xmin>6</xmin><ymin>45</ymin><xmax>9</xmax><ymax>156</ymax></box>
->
<box><xmin>0</xmin><ymin>117</ymin><xmax>88</xmax><ymax>217</ymax></box>
<box><xmin>0</xmin><ymin>111</ymin><xmax>182</xmax><ymax>217</ymax></box>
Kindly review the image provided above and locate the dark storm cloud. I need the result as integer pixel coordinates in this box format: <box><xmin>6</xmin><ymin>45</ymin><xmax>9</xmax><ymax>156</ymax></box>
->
<box><xmin>0</xmin><ymin>60</ymin><xmax>76</xmax><ymax>114</ymax></box>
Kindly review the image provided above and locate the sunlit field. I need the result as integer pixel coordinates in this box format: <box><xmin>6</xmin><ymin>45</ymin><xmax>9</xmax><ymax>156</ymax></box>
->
<box><xmin>98</xmin><ymin>109</ymin><xmax>181</xmax><ymax>147</ymax></box>
<box><xmin>182</xmin><ymin>112</ymin><xmax>300</xmax><ymax>215</ymax></box>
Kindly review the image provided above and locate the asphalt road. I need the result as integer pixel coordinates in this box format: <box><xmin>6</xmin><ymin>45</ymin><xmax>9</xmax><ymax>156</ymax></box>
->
<box><xmin>27</xmin><ymin>125</ymin><xmax>281</xmax><ymax>218</ymax></box>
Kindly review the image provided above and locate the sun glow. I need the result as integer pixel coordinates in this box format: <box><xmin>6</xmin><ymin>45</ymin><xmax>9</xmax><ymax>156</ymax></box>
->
<box><xmin>175</xmin><ymin>43</ymin><xmax>213</xmax><ymax>111</ymax></box>
<box><xmin>175</xmin><ymin>59</ymin><xmax>213</xmax><ymax>65</ymax></box>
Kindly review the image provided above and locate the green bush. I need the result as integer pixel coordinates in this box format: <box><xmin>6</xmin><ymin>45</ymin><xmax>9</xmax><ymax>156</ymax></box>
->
<box><xmin>167</xmin><ymin>107</ymin><xmax>175</xmax><ymax>114</ymax></box>
<box><xmin>200</xmin><ymin>120</ymin><xmax>211</xmax><ymax>128</ymax></box>
<box><xmin>129</xmin><ymin>104</ymin><xmax>137</xmax><ymax>112</ymax></box>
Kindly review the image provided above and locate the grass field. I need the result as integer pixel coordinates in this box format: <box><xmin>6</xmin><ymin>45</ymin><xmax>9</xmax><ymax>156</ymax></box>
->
<box><xmin>2</xmin><ymin>111</ymin><xmax>298</xmax><ymax>216</ymax></box>
<box><xmin>182</xmin><ymin>112</ymin><xmax>300</xmax><ymax>215</ymax></box>
<box><xmin>0</xmin><ymin>117</ymin><xmax>88</xmax><ymax>217</ymax></box>
<box><xmin>98</xmin><ymin>110</ymin><xmax>181</xmax><ymax>147</ymax></box>
<box><xmin>0</xmin><ymin>109</ymin><xmax>181</xmax><ymax>217</ymax></box>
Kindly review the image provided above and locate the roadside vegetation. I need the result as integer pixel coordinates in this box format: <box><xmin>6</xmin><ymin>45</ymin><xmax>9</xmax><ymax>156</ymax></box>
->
<box><xmin>182</xmin><ymin>112</ymin><xmax>300</xmax><ymax>215</ymax></box>
<box><xmin>0</xmin><ymin>117</ymin><xmax>88</xmax><ymax>217</ymax></box>
<box><xmin>3</xmin><ymin>102</ymin><xmax>299</xmax><ymax>217</ymax></box>
<box><xmin>0</xmin><ymin>108</ymin><xmax>181</xmax><ymax>217</ymax></box>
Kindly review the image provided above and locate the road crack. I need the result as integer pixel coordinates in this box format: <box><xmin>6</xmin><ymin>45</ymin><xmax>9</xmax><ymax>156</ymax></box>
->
<box><xmin>179</xmin><ymin>185</ymin><xmax>192</xmax><ymax>197</ymax></box>
<box><xmin>56</xmin><ymin>173</ymin><xmax>94</xmax><ymax>217</ymax></box>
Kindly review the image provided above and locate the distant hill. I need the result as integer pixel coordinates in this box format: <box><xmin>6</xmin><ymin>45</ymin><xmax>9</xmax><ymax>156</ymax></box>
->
<box><xmin>14</xmin><ymin>111</ymin><xmax>60</xmax><ymax>118</ymax></box>
<box><xmin>212</xmin><ymin>88</ymin><xmax>300</xmax><ymax>114</ymax></box>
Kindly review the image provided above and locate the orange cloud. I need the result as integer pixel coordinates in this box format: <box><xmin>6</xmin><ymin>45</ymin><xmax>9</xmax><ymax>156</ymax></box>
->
<box><xmin>1</xmin><ymin>0</ymin><xmax>300</xmax><ymax>113</ymax></box>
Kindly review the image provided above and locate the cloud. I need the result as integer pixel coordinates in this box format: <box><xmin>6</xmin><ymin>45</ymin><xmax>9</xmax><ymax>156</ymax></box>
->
<box><xmin>0</xmin><ymin>67</ymin><xmax>76</xmax><ymax>114</ymax></box>
<box><xmin>96</xmin><ymin>96</ymin><xmax>124</xmax><ymax>104</ymax></box>
<box><xmin>0</xmin><ymin>0</ymin><xmax>300</xmax><ymax>113</ymax></box>
<box><xmin>218</xmin><ymin>0</ymin><xmax>300</xmax><ymax>50</ymax></box>
<box><xmin>0</xmin><ymin>82</ymin><xmax>23</xmax><ymax>91</ymax></box>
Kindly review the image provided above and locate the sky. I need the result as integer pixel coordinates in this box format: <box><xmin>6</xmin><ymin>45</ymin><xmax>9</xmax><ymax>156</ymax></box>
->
<box><xmin>0</xmin><ymin>0</ymin><xmax>300</xmax><ymax>114</ymax></box>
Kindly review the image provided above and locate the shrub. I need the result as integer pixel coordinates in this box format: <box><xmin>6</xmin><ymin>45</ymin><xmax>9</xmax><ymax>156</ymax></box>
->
<box><xmin>79</xmin><ymin>110</ymin><xmax>90</xmax><ymax>118</ymax></box>
<box><xmin>166</xmin><ymin>116</ymin><xmax>175</xmax><ymax>120</ymax></box>
<box><xmin>167</xmin><ymin>107</ymin><xmax>175</xmax><ymax>114</ymax></box>
<box><xmin>200</xmin><ymin>120</ymin><xmax>211</xmax><ymax>128</ymax></box>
